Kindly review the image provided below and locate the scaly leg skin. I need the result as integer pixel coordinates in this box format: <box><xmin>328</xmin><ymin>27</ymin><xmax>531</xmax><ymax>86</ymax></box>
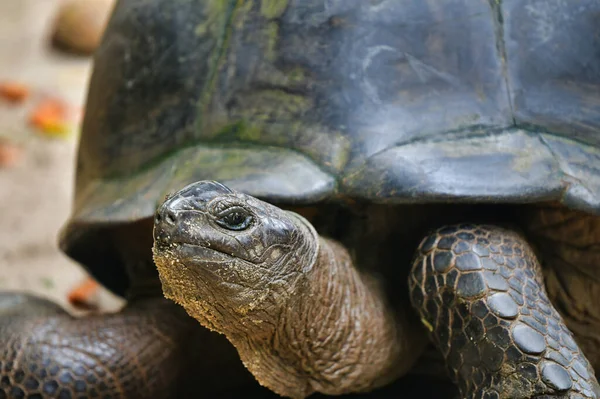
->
<box><xmin>0</xmin><ymin>293</ymin><xmax>265</xmax><ymax>398</ymax></box>
<box><xmin>523</xmin><ymin>206</ymin><xmax>600</xmax><ymax>373</ymax></box>
<box><xmin>409</xmin><ymin>224</ymin><xmax>600</xmax><ymax>399</ymax></box>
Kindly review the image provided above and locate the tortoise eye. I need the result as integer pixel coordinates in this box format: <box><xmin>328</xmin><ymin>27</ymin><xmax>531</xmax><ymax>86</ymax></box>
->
<box><xmin>215</xmin><ymin>207</ymin><xmax>253</xmax><ymax>231</ymax></box>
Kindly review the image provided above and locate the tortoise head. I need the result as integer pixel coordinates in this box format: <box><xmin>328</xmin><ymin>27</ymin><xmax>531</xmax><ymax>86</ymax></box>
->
<box><xmin>152</xmin><ymin>180</ymin><xmax>319</xmax><ymax>335</ymax></box>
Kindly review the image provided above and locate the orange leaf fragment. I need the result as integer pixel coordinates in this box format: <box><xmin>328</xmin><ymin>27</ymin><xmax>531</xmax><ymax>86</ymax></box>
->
<box><xmin>0</xmin><ymin>140</ymin><xmax>22</xmax><ymax>168</ymax></box>
<box><xmin>29</xmin><ymin>98</ymin><xmax>71</xmax><ymax>137</ymax></box>
<box><xmin>0</xmin><ymin>82</ymin><xmax>30</xmax><ymax>103</ymax></box>
<box><xmin>68</xmin><ymin>278</ymin><xmax>100</xmax><ymax>311</ymax></box>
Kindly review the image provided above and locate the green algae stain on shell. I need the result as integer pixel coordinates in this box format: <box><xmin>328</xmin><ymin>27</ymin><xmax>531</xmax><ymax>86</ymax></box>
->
<box><xmin>260</xmin><ymin>0</ymin><xmax>289</xmax><ymax>19</ymax></box>
<box><xmin>213</xmin><ymin>88</ymin><xmax>312</xmax><ymax>142</ymax></box>
<box><xmin>194</xmin><ymin>0</ymin><xmax>240</xmax><ymax>132</ymax></box>
<box><xmin>194</xmin><ymin>0</ymin><xmax>237</xmax><ymax>37</ymax></box>
<box><xmin>265</xmin><ymin>21</ymin><xmax>280</xmax><ymax>61</ymax></box>
<box><xmin>215</xmin><ymin>120</ymin><xmax>262</xmax><ymax>141</ymax></box>
<box><xmin>237</xmin><ymin>89</ymin><xmax>313</xmax><ymax>120</ymax></box>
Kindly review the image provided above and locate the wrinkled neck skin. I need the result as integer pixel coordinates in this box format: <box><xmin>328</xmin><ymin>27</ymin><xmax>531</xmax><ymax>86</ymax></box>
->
<box><xmin>229</xmin><ymin>214</ymin><xmax>419</xmax><ymax>399</ymax></box>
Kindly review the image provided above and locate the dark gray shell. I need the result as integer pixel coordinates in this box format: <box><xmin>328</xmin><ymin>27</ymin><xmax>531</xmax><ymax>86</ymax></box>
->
<box><xmin>60</xmin><ymin>0</ymin><xmax>600</xmax><ymax>295</ymax></box>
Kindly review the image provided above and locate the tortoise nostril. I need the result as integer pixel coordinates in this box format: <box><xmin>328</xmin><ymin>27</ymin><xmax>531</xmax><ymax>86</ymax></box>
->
<box><xmin>156</xmin><ymin>206</ymin><xmax>177</xmax><ymax>226</ymax></box>
<box><xmin>165</xmin><ymin>211</ymin><xmax>176</xmax><ymax>225</ymax></box>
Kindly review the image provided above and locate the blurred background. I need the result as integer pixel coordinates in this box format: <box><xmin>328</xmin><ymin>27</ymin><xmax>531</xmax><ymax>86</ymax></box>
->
<box><xmin>0</xmin><ymin>0</ymin><xmax>122</xmax><ymax>314</ymax></box>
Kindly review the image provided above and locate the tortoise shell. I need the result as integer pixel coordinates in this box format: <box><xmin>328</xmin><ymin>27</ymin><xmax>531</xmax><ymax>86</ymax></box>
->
<box><xmin>60</xmin><ymin>0</ymin><xmax>600</xmax><ymax>296</ymax></box>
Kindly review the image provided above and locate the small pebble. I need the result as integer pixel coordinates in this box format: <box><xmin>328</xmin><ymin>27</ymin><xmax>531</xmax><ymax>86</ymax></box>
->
<box><xmin>52</xmin><ymin>0</ymin><xmax>116</xmax><ymax>55</ymax></box>
<box><xmin>0</xmin><ymin>82</ymin><xmax>30</xmax><ymax>103</ymax></box>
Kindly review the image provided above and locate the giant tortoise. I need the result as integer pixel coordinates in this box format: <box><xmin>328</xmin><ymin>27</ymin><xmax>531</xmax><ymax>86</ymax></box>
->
<box><xmin>2</xmin><ymin>0</ymin><xmax>600</xmax><ymax>398</ymax></box>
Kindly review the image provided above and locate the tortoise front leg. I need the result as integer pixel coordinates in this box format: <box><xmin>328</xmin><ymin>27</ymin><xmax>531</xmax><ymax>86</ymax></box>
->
<box><xmin>523</xmin><ymin>206</ymin><xmax>600</xmax><ymax>374</ymax></box>
<box><xmin>409</xmin><ymin>224</ymin><xmax>600</xmax><ymax>399</ymax></box>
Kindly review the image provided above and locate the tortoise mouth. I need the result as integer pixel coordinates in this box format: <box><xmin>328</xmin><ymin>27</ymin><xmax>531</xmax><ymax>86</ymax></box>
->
<box><xmin>154</xmin><ymin>245</ymin><xmax>226</xmax><ymax>291</ymax></box>
<box><xmin>154</xmin><ymin>241</ymin><xmax>235</xmax><ymax>265</ymax></box>
<box><xmin>154</xmin><ymin>243</ymin><xmax>263</xmax><ymax>295</ymax></box>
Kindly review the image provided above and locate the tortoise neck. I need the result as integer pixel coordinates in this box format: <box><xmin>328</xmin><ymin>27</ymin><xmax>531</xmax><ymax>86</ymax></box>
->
<box><xmin>231</xmin><ymin>236</ymin><xmax>420</xmax><ymax>398</ymax></box>
<box><xmin>284</xmin><ymin>237</ymin><xmax>409</xmax><ymax>393</ymax></box>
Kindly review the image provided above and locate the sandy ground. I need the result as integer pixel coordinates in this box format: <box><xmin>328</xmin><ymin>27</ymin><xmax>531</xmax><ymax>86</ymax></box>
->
<box><xmin>0</xmin><ymin>0</ymin><xmax>122</xmax><ymax>313</ymax></box>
